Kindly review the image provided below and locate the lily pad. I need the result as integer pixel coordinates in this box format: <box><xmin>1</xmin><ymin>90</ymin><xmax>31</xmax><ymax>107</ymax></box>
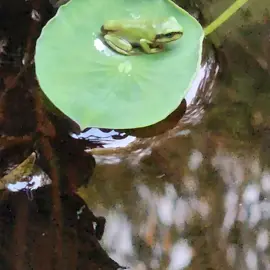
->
<box><xmin>35</xmin><ymin>0</ymin><xmax>204</xmax><ymax>129</ymax></box>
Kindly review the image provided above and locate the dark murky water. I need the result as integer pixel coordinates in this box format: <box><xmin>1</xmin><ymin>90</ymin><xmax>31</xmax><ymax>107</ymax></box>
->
<box><xmin>0</xmin><ymin>0</ymin><xmax>269</xmax><ymax>269</ymax></box>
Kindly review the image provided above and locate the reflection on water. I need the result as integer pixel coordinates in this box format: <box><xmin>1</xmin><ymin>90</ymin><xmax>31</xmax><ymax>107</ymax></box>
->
<box><xmin>80</xmin><ymin>21</ymin><xmax>270</xmax><ymax>270</ymax></box>
<box><xmin>81</xmin><ymin>126</ymin><xmax>270</xmax><ymax>269</ymax></box>
<box><xmin>1</xmin><ymin>0</ymin><xmax>270</xmax><ymax>269</ymax></box>
<box><xmin>72</xmin><ymin>128</ymin><xmax>135</xmax><ymax>148</ymax></box>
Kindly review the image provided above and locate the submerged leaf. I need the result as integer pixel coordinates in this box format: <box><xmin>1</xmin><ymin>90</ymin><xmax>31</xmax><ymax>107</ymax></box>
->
<box><xmin>0</xmin><ymin>152</ymin><xmax>36</xmax><ymax>189</ymax></box>
<box><xmin>35</xmin><ymin>0</ymin><xmax>204</xmax><ymax>129</ymax></box>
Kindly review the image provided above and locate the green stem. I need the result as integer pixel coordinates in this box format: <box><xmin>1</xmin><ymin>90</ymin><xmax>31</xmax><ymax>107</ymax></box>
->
<box><xmin>204</xmin><ymin>0</ymin><xmax>249</xmax><ymax>36</ymax></box>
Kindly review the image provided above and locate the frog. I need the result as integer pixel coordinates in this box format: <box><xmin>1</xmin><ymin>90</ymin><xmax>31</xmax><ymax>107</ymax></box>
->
<box><xmin>101</xmin><ymin>16</ymin><xmax>183</xmax><ymax>55</ymax></box>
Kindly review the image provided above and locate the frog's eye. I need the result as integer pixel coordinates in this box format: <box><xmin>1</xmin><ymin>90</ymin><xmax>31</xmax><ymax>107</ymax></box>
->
<box><xmin>164</xmin><ymin>32</ymin><xmax>175</xmax><ymax>38</ymax></box>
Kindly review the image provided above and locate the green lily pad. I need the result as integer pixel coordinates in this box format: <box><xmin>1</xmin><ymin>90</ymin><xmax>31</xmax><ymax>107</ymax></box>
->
<box><xmin>35</xmin><ymin>0</ymin><xmax>204</xmax><ymax>129</ymax></box>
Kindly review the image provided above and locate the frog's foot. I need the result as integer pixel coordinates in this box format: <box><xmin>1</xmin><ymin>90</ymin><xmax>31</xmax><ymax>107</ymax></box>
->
<box><xmin>103</xmin><ymin>34</ymin><xmax>135</xmax><ymax>55</ymax></box>
<box><xmin>140</xmin><ymin>39</ymin><xmax>164</xmax><ymax>54</ymax></box>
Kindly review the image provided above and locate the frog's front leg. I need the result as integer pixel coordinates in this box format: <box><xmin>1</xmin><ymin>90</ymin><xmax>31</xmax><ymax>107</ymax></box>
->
<box><xmin>103</xmin><ymin>34</ymin><xmax>135</xmax><ymax>55</ymax></box>
<box><xmin>139</xmin><ymin>39</ymin><xmax>164</xmax><ymax>54</ymax></box>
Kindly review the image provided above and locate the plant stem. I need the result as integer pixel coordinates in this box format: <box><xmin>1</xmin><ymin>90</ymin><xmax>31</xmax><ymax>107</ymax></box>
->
<box><xmin>204</xmin><ymin>0</ymin><xmax>249</xmax><ymax>36</ymax></box>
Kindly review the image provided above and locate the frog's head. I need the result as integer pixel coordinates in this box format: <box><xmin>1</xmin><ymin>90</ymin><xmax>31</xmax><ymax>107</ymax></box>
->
<box><xmin>155</xmin><ymin>16</ymin><xmax>183</xmax><ymax>43</ymax></box>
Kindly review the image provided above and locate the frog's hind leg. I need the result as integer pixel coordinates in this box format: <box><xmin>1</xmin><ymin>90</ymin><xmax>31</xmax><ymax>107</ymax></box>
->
<box><xmin>140</xmin><ymin>39</ymin><xmax>163</xmax><ymax>54</ymax></box>
<box><xmin>103</xmin><ymin>34</ymin><xmax>134</xmax><ymax>55</ymax></box>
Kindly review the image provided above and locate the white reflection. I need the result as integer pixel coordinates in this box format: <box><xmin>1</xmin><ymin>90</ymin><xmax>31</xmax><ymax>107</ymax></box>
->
<box><xmin>222</xmin><ymin>191</ymin><xmax>238</xmax><ymax>232</ymax></box>
<box><xmin>245</xmin><ymin>249</ymin><xmax>258</xmax><ymax>270</ymax></box>
<box><xmin>261</xmin><ymin>171</ymin><xmax>270</xmax><ymax>193</ymax></box>
<box><xmin>174</xmin><ymin>129</ymin><xmax>191</xmax><ymax>137</ymax></box>
<box><xmin>94</xmin><ymin>38</ymin><xmax>106</xmax><ymax>51</ymax></box>
<box><xmin>6</xmin><ymin>173</ymin><xmax>51</xmax><ymax>192</ymax></box>
<box><xmin>243</xmin><ymin>185</ymin><xmax>260</xmax><ymax>205</ymax></box>
<box><xmin>0</xmin><ymin>38</ymin><xmax>7</xmax><ymax>55</ymax></box>
<box><xmin>256</xmin><ymin>229</ymin><xmax>269</xmax><ymax>251</ymax></box>
<box><xmin>185</xmin><ymin>63</ymin><xmax>207</xmax><ymax>105</ymax></box>
<box><xmin>157</xmin><ymin>196</ymin><xmax>174</xmax><ymax>226</ymax></box>
<box><xmin>128</xmin><ymin>147</ymin><xmax>152</xmax><ymax>166</ymax></box>
<box><xmin>94</xmin><ymin>38</ymin><xmax>116</xmax><ymax>57</ymax></box>
<box><xmin>212</xmin><ymin>153</ymin><xmax>244</xmax><ymax>187</ymax></box>
<box><xmin>31</xmin><ymin>9</ymin><xmax>41</xmax><ymax>21</ymax></box>
<box><xmin>157</xmin><ymin>184</ymin><xmax>177</xmax><ymax>226</ymax></box>
<box><xmin>189</xmin><ymin>197</ymin><xmax>210</xmax><ymax>219</ymax></box>
<box><xmin>169</xmin><ymin>240</ymin><xmax>192</xmax><ymax>270</ymax></box>
<box><xmin>136</xmin><ymin>183</ymin><xmax>153</xmax><ymax>203</ymax></box>
<box><xmin>72</xmin><ymin>128</ymin><xmax>136</xmax><ymax>148</ymax></box>
<box><xmin>93</xmin><ymin>155</ymin><xmax>122</xmax><ymax>164</ymax></box>
<box><xmin>174</xmin><ymin>198</ymin><xmax>192</xmax><ymax>229</ymax></box>
<box><xmin>188</xmin><ymin>150</ymin><xmax>203</xmax><ymax>171</ymax></box>
<box><xmin>102</xmin><ymin>211</ymin><xmax>133</xmax><ymax>256</ymax></box>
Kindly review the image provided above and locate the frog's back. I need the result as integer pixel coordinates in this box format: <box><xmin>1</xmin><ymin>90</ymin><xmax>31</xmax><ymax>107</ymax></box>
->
<box><xmin>102</xmin><ymin>19</ymin><xmax>156</xmax><ymax>43</ymax></box>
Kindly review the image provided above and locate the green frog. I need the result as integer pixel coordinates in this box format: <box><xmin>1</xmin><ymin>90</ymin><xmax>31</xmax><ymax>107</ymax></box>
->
<box><xmin>101</xmin><ymin>16</ymin><xmax>183</xmax><ymax>55</ymax></box>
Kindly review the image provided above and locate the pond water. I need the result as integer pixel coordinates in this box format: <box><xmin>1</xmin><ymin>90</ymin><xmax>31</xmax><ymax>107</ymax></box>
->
<box><xmin>0</xmin><ymin>0</ymin><xmax>269</xmax><ymax>269</ymax></box>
